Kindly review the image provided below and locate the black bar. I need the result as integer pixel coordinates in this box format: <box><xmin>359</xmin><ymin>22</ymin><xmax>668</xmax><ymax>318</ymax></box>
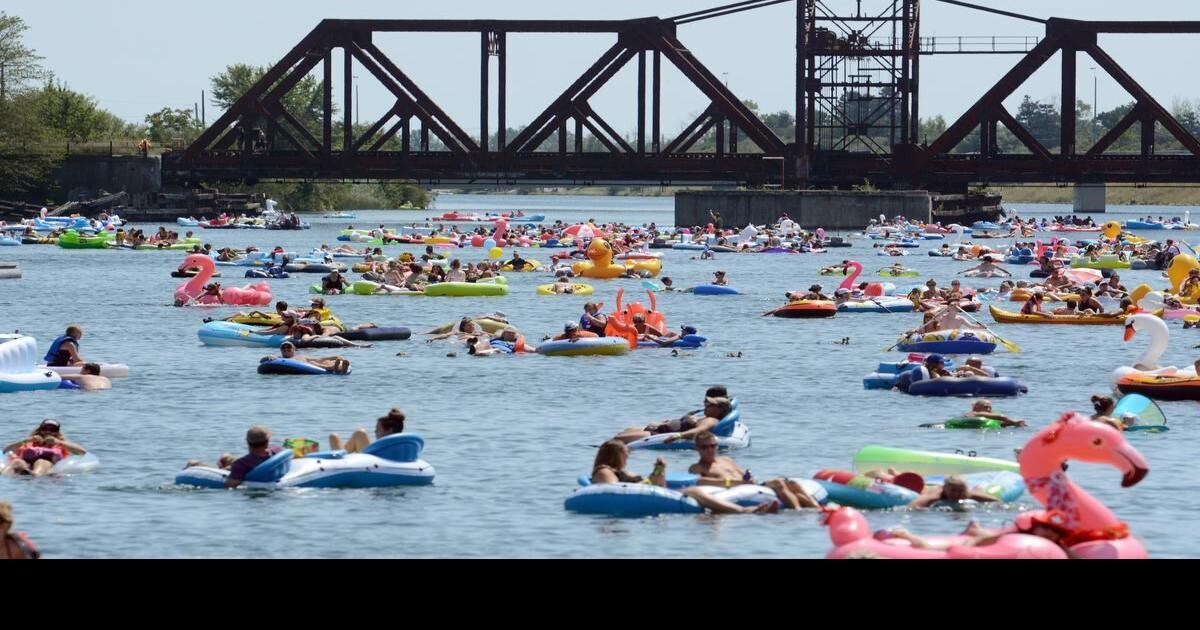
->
<box><xmin>481</xmin><ymin>32</ymin><xmax>490</xmax><ymax>152</ymax></box>
<box><xmin>575</xmin><ymin>117</ymin><xmax>584</xmax><ymax>153</ymax></box>
<box><xmin>1062</xmin><ymin>46</ymin><xmax>1076</xmax><ymax>155</ymax></box>
<box><xmin>323</xmin><ymin>47</ymin><xmax>332</xmax><ymax>156</ymax></box>
<box><xmin>652</xmin><ymin>50</ymin><xmax>661</xmax><ymax>153</ymax></box>
<box><xmin>344</xmin><ymin>45</ymin><xmax>354</xmax><ymax>153</ymax></box>
<box><xmin>402</xmin><ymin>117</ymin><xmax>410</xmax><ymax>153</ymax></box>
<box><xmin>498</xmin><ymin>32</ymin><xmax>507</xmax><ymax>151</ymax></box>
<box><xmin>559</xmin><ymin>119</ymin><xmax>567</xmax><ymax>154</ymax></box>
<box><xmin>637</xmin><ymin>50</ymin><xmax>646</xmax><ymax>154</ymax></box>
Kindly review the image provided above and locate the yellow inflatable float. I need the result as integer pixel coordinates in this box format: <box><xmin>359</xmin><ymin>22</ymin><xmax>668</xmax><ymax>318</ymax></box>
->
<box><xmin>1169</xmin><ymin>254</ymin><xmax>1200</xmax><ymax>304</ymax></box>
<box><xmin>571</xmin><ymin>238</ymin><xmax>662</xmax><ymax>279</ymax></box>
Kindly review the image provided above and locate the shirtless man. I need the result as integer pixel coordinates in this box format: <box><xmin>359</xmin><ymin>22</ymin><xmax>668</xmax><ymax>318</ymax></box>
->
<box><xmin>273</xmin><ymin>341</ymin><xmax>350</xmax><ymax>374</ymax></box>
<box><xmin>614</xmin><ymin>389</ymin><xmax>729</xmax><ymax>444</ymax></box>
<box><xmin>689</xmin><ymin>431</ymin><xmax>820</xmax><ymax>510</ymax></box>
<box><xmin>907</xmin><ymin>475</ymin><xmax>1000</xmax><ymax>508</ymax></box>
<box><xmin>59</xmin><ymin>363</ymin><xmax>112</xmax><ymax>391</ymax></box>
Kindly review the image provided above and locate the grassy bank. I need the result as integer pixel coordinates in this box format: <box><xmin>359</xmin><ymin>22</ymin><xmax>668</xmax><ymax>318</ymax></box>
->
<box><xmin>990</xmin><ymin>186</ymin><xmax>1200</xmax><ymax>206</ymax></box>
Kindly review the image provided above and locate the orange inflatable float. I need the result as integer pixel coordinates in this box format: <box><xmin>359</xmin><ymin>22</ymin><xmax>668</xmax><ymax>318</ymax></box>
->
<box><xmin>604</xmin><ymin>289</ymin><xmax>668</xmax><ymax>348</ymax></box>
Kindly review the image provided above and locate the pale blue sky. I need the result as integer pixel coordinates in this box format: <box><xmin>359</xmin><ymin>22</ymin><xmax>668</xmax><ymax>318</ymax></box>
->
<box><xmin>8</xmin><ymin>1</ymin><xmax>1200</xmax><ymax>138</ymax></box>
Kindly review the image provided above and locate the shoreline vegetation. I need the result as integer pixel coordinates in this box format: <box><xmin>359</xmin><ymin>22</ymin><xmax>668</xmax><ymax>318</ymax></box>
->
<box><xmin>988</xmin><ymin>186</ymin><xmax>1200</xmax><ymax>207</ymax></box>
<box><xmin>434</xmin><ymin>185</ymin><xmax>1200</xmax><ymax>208</ymax></box>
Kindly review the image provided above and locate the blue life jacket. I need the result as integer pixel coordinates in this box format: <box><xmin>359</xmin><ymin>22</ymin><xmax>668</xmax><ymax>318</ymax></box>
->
<box><xmin>43</xmin><ymin>335</ymin><xmax>78</xmax><ymax>365</ymax></box>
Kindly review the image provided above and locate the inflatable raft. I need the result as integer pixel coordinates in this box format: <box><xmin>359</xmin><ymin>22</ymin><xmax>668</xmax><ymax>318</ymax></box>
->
<box><xmin>852</xmin><ymin>445</ymin><xmax>1020</xmax><ymax>476</ymax></box>
<box><xmin>175</xmin><ymin>434</ymin><xmax>435</xmax><ymax>489</ymax></box>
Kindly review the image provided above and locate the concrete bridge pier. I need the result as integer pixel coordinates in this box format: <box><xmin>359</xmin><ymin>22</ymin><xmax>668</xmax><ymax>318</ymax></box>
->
<box><xmin>1073</xmin><ymin>183</ymin><xmax>1106</xmax><ymax>213</ymax></box>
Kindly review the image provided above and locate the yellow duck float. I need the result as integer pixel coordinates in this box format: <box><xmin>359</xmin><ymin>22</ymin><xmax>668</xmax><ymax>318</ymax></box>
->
<box><xmin>1168</xmin><ymin>254</ymin><xmax>1200</xmax><ymax>304</ymax></box>
<box><xmin>572</xmin><ymin>238</ymin><xmax>662</xmax><ymax>279</ymax></box>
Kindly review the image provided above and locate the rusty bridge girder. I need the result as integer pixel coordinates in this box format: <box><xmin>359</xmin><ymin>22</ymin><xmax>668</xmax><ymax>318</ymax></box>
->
<box><xmin>162</xmin><ymin>3</ymin><xmax>1200</xmax><ymax>190</ymax></box>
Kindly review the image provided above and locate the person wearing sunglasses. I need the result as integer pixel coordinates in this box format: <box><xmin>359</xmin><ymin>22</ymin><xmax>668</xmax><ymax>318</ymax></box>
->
<box><xmin>0</xmin><ymin>502</ymin><xmax>40</xmax><ymax>560</ymax></box>
<box><xmin>689</xmin><ymin>431</ymin><xmax>821</xmax><ymax>510</ymax></box>
<box><xmin>2</xmin><ymin>420</ymin><xmax>88</xmax><ymax>477</ymax></box>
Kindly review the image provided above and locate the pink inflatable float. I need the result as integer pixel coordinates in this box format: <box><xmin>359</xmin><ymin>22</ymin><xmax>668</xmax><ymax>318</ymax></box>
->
<box><xmin>838</xmin><ymin>261</ymin><xmax>885</xmax><ymax>297</ymax></box>
<box><xmin>174</xmin><ymin>254</ymin><xmax>273</xmax><ymax>307</ymax></box>
<box><xmin>824</xmin><ymin>412</ymin><xmax>1150</xmax><ymax>559</ymax></box>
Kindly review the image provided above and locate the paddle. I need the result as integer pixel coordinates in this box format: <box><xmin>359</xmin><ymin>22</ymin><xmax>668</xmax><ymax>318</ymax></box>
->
<box><xmin>955</xmin><ymin>306</ymin><xmax>1023</xmax><ymax>353</ymax></box>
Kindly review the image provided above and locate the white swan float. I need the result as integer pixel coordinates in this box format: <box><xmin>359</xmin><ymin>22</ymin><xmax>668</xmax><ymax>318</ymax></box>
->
<box><xmin>1112</xmin><ymin>314</ymin><xmax>1196</xmax><ymax>384</ymax></box>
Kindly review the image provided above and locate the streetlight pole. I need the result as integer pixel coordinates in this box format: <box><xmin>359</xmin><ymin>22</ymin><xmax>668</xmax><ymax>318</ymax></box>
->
<box><xmin>1091</xmin><ymin>66</ymin><xmax>1098</xmax><ymax>143</ymax></box>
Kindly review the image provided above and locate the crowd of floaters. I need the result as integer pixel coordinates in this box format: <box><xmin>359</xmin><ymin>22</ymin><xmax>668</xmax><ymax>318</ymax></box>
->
<box><xmin>1</xmin><ymin>207</ymin><xmax>1196</xmax><ymax>559</ymax></box>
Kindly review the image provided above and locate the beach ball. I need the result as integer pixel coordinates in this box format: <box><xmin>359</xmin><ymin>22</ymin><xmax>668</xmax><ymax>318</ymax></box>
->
<box><xmin>489</xmin><ymin>247</ymin><xmax>503</xmax><ymax>260</ymax></box>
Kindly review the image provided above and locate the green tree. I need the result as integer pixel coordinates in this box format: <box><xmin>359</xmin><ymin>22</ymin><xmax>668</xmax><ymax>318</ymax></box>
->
<box><xmin>145</xmin><ymin>107</ymin><xmax>201</xmax><ymax>144</ymax></box>
<box><xmin>376</xmin><ymin>182</ymin><xmax>431</xmax><ymax>209</ymax></box>
<box><xmin>210</xmin><ymin>63</ymin><xmax>331</xmax><ymax>138</ymax></box>
<box><xmin>36</xmin><ymin>78</ymin><xmax>110</xmax><ymax>141</ymax></box>
<box><xmin>0</xmin><ymin>13</ymin><xmax>44</xmax><ymax>102</ymax></box>
<box><xmin>1015</xmin><ymin>95</ymin><xmax>1060</xmax><ymax>151</ymax></box>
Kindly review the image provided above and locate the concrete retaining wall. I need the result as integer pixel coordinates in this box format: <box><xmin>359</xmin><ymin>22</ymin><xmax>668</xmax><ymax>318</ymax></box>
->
<box><xmin>675</xmin><ymin>190</ymin><xmax>932</xmax><ymax>230</ymax></box>
<box><xmin>57</xmin><ymin>156</ymin><xmax>161</xmax><ymax>200</ymax></box>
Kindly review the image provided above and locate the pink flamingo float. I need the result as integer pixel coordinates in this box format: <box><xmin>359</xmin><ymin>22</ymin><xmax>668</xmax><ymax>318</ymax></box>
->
<box><xmin>838</xmin><ymin>261</ymin><xmax>885</xmax><ymax>297</ymax></box>
<box><xmin>824</xmin><ymin>412</ymin><xmax>1149</xmax><ymax>559</ymax></box>
<box><xmin>174</xmin><ymin>254</ymin><xmax>272</xmax><ymax>307</ymax></box>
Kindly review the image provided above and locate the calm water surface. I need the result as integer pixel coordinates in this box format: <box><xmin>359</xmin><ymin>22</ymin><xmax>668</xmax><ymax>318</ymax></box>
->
<box><xmin>0</xmin><ymin>196</ymin><xmax>1195</xmax><ymax>558</ymax></box>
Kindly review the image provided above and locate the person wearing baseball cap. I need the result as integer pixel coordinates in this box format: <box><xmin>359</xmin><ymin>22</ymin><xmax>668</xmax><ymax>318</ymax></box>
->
<box><xmin>224</xmin><ymin>426</ymin><xmax>283</xmax><ymax>489</ymax></box>
<box><xmin>2</xmin><ymin>420</ymin><xmax>88</xmax><ymax>477</ymax></box>
<box><xmin>923</xmin><ymin>354</ymin><xmax>953</xmax><ymax>379</ymax></box>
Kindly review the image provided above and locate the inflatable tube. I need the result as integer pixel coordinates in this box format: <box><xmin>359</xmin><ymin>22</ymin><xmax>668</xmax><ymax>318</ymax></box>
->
<box><xmin>2</xmin><ymin>451</ymin><xmax>99</xmax><ymax>475</ymax></box>
<box><xmin>537</xmin><ymin>337</ymin><xmax>629</xmax><ymax>357</ymax></box>
<box><xmin>852</xmin><ymin>445</ymin><xmax>1019</xmax><ymax>476</ymax></box>
<box><xmin>637</xmin><ymin>334</ymin><xmax>707</xmax><ymax>349</ymax></box>
<box><xmin>672</xmin><ymin>243</ymin><xmax>708</xmax><ymax>251</ymax></box>
<box><xmin>41</xmin><ymin>363</ymin><xmax>129</xmax><ymax>379</ymax></box>
<box><xmin>175</xmin><ymin>434</ymin><xmax>434</xmax><ymax>489</ymax></box>
<box><xmin>198</xmin><ymin>322</ymin><xmax>287</xmax><ymax>348</ymax></box>
<box><xmin>564</xmin><ymin>481</ymin><xmax>793</xmax><ymax>517</ymax></box>
<box><xmin>1069</xmin><ymin>255</ymin><xmax>1131</xmax><ymax>270</ymax></box>
<box><xmin>335</xmin><ymin>327</ymin><xmax>411</xmax><ymax>342</ymax></box>
<box><xmin>1116</xmin><ymin>374</ymin><xmax>1200</xmax><ymax>401</ymax></box>
<box><xmin>772</xmin><ymin>301</ymin><xmax>837</xmax><ymax>319</ymax></box>
<box><xmin>938</xmin><ymin>417</ymin><xmax>1003</xmax><ymax>430</ymax></box>
<box><xmin>838</xmin><ymin>298</ymin><xmax>915</xmax><ymax>313</ymax></box>
<box><xmin>692</xmin><ymin>285</ymin><xmax>742</xmax><ymax>296</ymax></box>
<box><xmin>906</xmin><ymin>376</ymin><xmax>1027</xmax><ymax>397</ymax></box>
<box><xmin>0</xmin><ymin>236</ymin><xmax>21</xmax><ymax>247</ymax></box>
<box><xmin>257</xmin><ymin>358</ymin><xmax>349</xmax><ymax>376</ymax></box>
<box><xmin>536</xmin><ymin>284</ymin><xmax>595</xmax><ymax>296</ymax></box>
<box><xmin>424</xmin><ymin>281</ymin><xmax>510</xmax><ymax>297</ymax></box>
<box><xmin>896</xmin><ymin>330</ymin><xmax>997</xmax><ymax>355</ymax></box>
<box><xmin>814</xmin><ymin>476</ymin><xmax>918</xmax><ymax>509</ymax></box>
<box><xmin>629</xmin><ymin>405</ymin><xmax>749</xmax><ymax>451</ymax></box>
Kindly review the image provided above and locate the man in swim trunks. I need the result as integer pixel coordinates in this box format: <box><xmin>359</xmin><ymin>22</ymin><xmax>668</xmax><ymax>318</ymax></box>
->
<box><xmin>689</xmin><ymin>432</ymin><xmax>820</xmax><ymax>510</ymax></box>
<box><xmin>224</xmin><ymin>426</ymin><xmax>283</xmax><ymax>489</ymax></box>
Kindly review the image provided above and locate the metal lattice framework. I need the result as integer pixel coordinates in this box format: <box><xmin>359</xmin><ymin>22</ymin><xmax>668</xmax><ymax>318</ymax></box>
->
<box><xmin>163</xmin><ymin>1</ymin><xmax>1200</xmax><ymax>190</ymax></box>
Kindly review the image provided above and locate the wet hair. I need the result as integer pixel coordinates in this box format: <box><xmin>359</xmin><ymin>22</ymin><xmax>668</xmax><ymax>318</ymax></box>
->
<box><xmin>704</xmin><ymin>386</ymin><xmax>728</xmax><ymax>398</ymax></box>
<box><xmin>81</xmin><ymin>363</ymin><xmax>101</xmax><ymax>376</ymax></box>
<box><xmin>592</xmin><ymin>440</ymin><xmax>628</xmax><ymax>475</ymax></box>
<box><xmin>378</xmin><ymin>408</ymin><xmax>406</xmax><ymax>434</ymax></box>
<box><xmin>1092</xmin><ymin>395</ymin><xmax>1115</xmax><ymax>415</ymax></box>
<box><xmin>66</xmin><ymin>325</ymin><xmax>82</xmax><ymax>337</ymax></box>
<box><xmin>693</xmin><ymin>431</ymin><xmax>718</xmax><ymax>447</ymax></box>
